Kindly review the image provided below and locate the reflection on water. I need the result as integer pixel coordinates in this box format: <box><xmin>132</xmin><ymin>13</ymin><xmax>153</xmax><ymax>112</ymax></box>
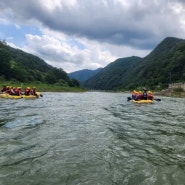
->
<box><xmin>0</xmin><ymin>92</ymin><xmax>185</xmax><ymax>185</ymax></box>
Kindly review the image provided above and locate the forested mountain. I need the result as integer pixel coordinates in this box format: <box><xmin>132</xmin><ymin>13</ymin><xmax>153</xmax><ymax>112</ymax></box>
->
<box><xmin>84</xmin><ymin>37</ymin><xmax>185</xmax><ymax>90</ymax></box>
<box><xmin>84</xmin><ymin>56</ymin><xmax>142</xmax><ymax>90</ymax></box>
<box><xmin>68</xmin><ymin>68</ymin><xmax>102</xmax><ymax>83</ymax></box>
<box><xmin>1</xmin><ymin>37</ymin><xmax>185</xmax><ymax>91</ymax></box>
<box><xmin>0</xmin><ymin>40</ymin><xmax>79</xmax><ymax>87</ymax></box>
<box><xmin>125</xmin><ymin>37</ymin><xmax>185</xmax><ymax>90</ymax></box>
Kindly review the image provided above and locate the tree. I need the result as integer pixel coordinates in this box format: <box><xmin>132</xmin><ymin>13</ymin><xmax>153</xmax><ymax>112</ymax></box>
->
<box><xmin>0</xmin><ymin>48</ymin><xmax>11</xmax><ymax>79</ymax></box>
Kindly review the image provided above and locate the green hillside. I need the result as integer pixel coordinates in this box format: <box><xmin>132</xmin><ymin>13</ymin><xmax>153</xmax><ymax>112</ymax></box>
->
<box><xmin>84</xmin><ymin>37</ymin><xmax>185</xmax><ymax>90</ymax></box>
<box><xmin>1</xmin><ymin>37</ymin><xmax>185</xmax><ymax>92</ymax></box>
<box><xmin>84</xmin><ymin>56</ymin><xmax>142</xmax><ymax>90</ymax></box>
<box><xmin>0</xmin><ymin>40</ymin><xmax>80</xmax><ymax>89</ymax></box>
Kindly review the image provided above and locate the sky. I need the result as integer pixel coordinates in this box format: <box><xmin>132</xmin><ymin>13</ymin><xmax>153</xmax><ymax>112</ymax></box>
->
<box><xmin>1</xmin><ymin>0</ymin><xmax>185</xmax><ymax>73</ymax></box>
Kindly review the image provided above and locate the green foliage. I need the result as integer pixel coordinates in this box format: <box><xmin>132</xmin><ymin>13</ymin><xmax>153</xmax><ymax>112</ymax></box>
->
<box><xmin>0</xmin><ymin>48</ymin><xmax>12</xmax><ymax>79</ymax></box>
<box><xmin>0</xmin><ymin>40</ymin><xmax>80</xmax><ymax>88</ymax></box>
<box><xmin>0</xmin><ymin>81</ymin><xmax>85</xmax><ymax>92</ymax></box>
<box><xmin>84</xmin><ymin>56</ymin><xmax>142</xmax><ymax>90</ymax></box>
<box><xmin>68</xmin><ymin>78</ymin><xmax>80</xmax><ymax>87</ymax></box>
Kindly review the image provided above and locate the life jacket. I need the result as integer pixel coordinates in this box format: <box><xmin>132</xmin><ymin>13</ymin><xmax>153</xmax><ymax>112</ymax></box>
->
<box><xmin>14</xmin><ymin>88</ymin><xmax>21</xmax><ymax>96</ymax></box>
<box><xmin>1</xmin><ymin>86</ymin><xmax>6</xmax><ymax>92</ymax></box>
<box><xmin>24</xmin><ymin>89</ymin><xmax>30</xmax><ymax>95</ymax></box>
<box><xmin>148</xmin><ymin>91</ymin><xmax>154</xmax><ymax>100</ymax></box>
<box><xmin>132</xmin><ymin>90</ymin><xmax>137</xmax><ymax>99</ymax></box>
<box><xmin>137</xmin><ymin>91</ymin><xmax>143</xmax><ymax>100</ymax></box>
<box><xmin>9</xmin><ymin>88</ymin><xmax>15</xmax><ymax>95</ymax></box>
<box><xmin>31</xmin><ymin>88</ymin><xmax>36</xmax><ymax>95</ymax></box>
<box><xmin>142</xmin><ymin>91</ymin><xmax>148</xmax><ymax>100</ymax></box>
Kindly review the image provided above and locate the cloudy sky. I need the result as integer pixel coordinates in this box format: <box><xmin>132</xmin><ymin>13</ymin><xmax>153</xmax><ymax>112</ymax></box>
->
<box><xmin>1</xmin><ymin>0</ymin><xmax>185</xmax><ymax>73</ymax></box>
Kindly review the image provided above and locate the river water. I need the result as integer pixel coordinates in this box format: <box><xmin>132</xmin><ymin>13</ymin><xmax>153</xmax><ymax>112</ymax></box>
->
<box><xmin>0</xmin><ymin>92</ymin><xmax>185</xmax><ymax>185</ymax></box>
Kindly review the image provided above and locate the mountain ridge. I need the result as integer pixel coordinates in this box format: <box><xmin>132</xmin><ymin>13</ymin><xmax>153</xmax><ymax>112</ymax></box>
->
<box><xmin>1</xmin><ymin>37</ymin><xmax>185</xmax><ymax>91</ymax></box>
<box><xmin>84</xmin><ymin>37</ymin><xmax>185</xmax><ymax>90</ymax></box>
<box><xmin>0</xmin><ymin>40</ymin><xmax>79</xmax><ymax>88</ymax></box>
<box><xmin>68</xmin><ymin>68</ymin><xmax>102</xmax><ymax>83</ymax></box>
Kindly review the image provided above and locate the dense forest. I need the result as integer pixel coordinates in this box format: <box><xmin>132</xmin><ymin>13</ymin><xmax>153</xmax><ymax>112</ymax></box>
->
<box><xmin>0</xmin><ymin>40</ymin><xmax>79</xmax><ymax>88</ymax></box>
<box><xmin>84</xmin><ymin>37</ymin><xmax>185</xmax><ymax>90</ymax></box>
<box><xmin>84</xmin><ymin>56</ymin><xmax>142</xmax><ymax>90</ymax></box>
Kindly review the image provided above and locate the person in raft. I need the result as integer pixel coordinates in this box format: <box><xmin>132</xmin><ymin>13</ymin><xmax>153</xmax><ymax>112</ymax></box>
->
<box><xmin>1</xmin><ymin>85</ymin><xmax>7</xmax><ymax>93</ymax></box>
<box><xmin>142</xmin><ymin>89</ymin><xmax>148</xmax><ymax>100</ymax></box>
<box><xmin>7</xmin><ymin>86</ymin><xmax>16</xmax><ymax>95</ymax></box>
<box><xmin>14</xmin><ymin>87</ymin><xmax>22</xmax><ymax>96</ymax></box>
<box><xmin>24</xmin><ymin>87</ymin><xmax>31</xmax><ymax>96</ymax></box>
<box><xmin>30</xmin><ymin>87</ymin><xmax>37</xmax><ymax>96</ymax></box>
<box><xmin>132</xmin><ymin>90</ymin><xmax>143</xmax><ymax>100</ymax></box>
<box><xmin>141</xmin><ymin>89</ymin><xmax>154</xmax><ymax>100</ymax></box>
<box><xmin>131</xmin><ymin>89</ymin><xmax>154</xmax><ymax>101</ymax></box>
<box><xmin>147</xmin><ymin>91</ymin><xmax>154</xmax><ymax>100</ymax></box>
<box><xmin>132</xmin><ymin>90</ymin><xmax>137</xmax><ymax>100</ymax></box>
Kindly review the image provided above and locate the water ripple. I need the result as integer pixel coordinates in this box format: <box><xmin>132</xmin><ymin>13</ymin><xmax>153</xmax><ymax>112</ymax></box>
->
<box><xmin>0</xmin><ymin>93</ymin><xmax>185</xmax><ymax>185</ymax></box>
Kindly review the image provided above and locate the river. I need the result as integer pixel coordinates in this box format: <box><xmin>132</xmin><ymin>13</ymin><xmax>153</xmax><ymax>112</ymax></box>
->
<box><xmin>0</xmin><ymin>92</ymin><xmax>185</xmax><ymax>185</ymax></box>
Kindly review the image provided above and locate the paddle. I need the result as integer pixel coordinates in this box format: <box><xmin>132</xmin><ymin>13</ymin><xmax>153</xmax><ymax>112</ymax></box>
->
<box><xmin>127</xmin><ymin>97</ymin><xmax>132</xmax><ymax>101</ymax></box>
<box><xmin>36</xmin><ymin>92</ymin><xmax>43</xmax><ymax>97</ymax></box>
<box><xmin>154</xmin><ymin>98</ymin><xmax>161</xmax><ymax>101</ymax></box>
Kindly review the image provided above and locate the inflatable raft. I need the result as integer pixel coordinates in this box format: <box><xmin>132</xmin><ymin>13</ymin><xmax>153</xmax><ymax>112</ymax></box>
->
<box><xmin>22</xmin><ymin>94</ymin><xmax>39</xmax><ymax>99</ymax></box>
<box><xmin>131</xmin><ymin>99</ymin><xmax>154</xmax><ymax>104</ymax></box>
<box><xmin>0</xmin><ymin>92</ymin><xmax>41</xmax><ymax>99</ymax></box>
<box><xmin>0</xmin><ymin>93</ymin><xmax>23</xmax><ymax>99</ymax></box>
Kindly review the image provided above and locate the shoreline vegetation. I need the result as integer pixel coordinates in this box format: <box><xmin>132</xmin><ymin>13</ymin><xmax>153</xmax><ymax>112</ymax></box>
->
<box><xmin>1</xmin><ymin>81</ymin><xmax>184</xmax><ymax>97</ymax></box>
<box><xmin>0</xmin><ymin>81</ymin><xmax>86</xmax><ymax>93</ymax></box>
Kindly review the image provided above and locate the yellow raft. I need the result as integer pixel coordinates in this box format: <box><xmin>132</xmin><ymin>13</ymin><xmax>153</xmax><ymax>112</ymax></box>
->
<box><xmin>131</xmin><ymin>99</ymin><xmax>154</xmax><ymax>104</ymax></box>
<box><xmin>0</xmin><ymin>94</ymin><xmax>23</xmax><ymax>99</ymax></box>
<box><xmin>22</xmin><ymin>95</ymin><xmax>39</xmax><ymax>99</ymax></box>
<box><xmin>0</xmin><ymin>92</ymin><xmax>41</xmax><ymax>99</ymax></box>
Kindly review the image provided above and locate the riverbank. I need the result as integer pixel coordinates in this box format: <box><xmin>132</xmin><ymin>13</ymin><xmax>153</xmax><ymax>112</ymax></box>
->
<box><xmin>0</xmin><ymin>81</ymin><xmax>86</xmax><ymax>92</ymax></box>
<box><xmin>154</xmin><ymin>89</ymin><xmax>185</xmax><ymax>98</ymax></box>
<box><xmin>1</xmin><ymin>81</ymin><xmax>185</xmax><ymax>97</ymax></box>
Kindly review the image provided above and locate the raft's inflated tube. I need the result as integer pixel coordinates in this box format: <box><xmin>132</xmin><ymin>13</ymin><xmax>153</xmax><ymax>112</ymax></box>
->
<box><xmin>0</xmin><ymin>94</ymin><xmax>23</xmax><ymax>99</ymax></box>
<box><xmin>0</xmin><ymin>92</ymin><xmax>41</xmax><ymax>99</ymax></box>
<box><xmin>22</xmin><ymin>95</ymin><xmax>38</xmax><ymax>99</ymax></box>
<box><xmin>132</xmin><ymin>99</ymin><xmax>154</xmax><ymax>104</ymax></box>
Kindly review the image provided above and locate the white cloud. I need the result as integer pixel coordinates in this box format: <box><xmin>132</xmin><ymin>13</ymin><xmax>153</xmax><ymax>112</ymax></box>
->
<box><xmin>1</xmin><ymin>0</ymin><xmax>185</xmax><ymax>72</ymax></box>
<box><xmin>23</xmin><ymin>31</ymin><xmax>118</xmax><ymax>72</ymax></box>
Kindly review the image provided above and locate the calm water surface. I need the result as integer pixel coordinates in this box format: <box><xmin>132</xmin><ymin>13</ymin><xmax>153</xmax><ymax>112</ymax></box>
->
<box><xmin>0</xmin><ymin>92</ymin><xmax>185</xmax><ymax>185</ymax></box>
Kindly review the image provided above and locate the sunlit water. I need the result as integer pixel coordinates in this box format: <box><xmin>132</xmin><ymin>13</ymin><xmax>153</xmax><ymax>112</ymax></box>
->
<box><xmin>0</xmin><ymin>92</ymin><xmax>185</xmax><ymax>185</ymax></box>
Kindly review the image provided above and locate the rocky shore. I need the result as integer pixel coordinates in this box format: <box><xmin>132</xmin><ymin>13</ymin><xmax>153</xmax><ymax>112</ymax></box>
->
<box><xmin>154</xmin><ymin>88</ymin><xmax>185</xmax><ymax>98</ymax></box>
